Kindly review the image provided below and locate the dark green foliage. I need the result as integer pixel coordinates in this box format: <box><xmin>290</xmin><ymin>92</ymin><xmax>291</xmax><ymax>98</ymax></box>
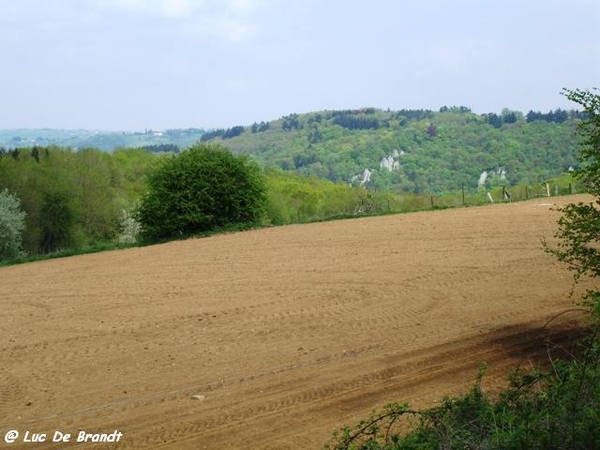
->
<box><xmin>223</xmin><ymin>126</ymin><xmax>245</xmax><ymax>139</ymax></box>
<box><xmin>39</xmin><ymin>192</ymin><xmax>75</xmax><ymax>253</ymax></box>
<box><xmin>392</xmin><ymin>109</ymin><xmax>434</xmax><ymax>122</ymax></box>
<box><xmin>483</xmin><ymin>112</ymin><xmax>504</xmax><ymax>128</ymax></box>
<box><xmin>30</xmin><ymin>146</ymin><xmax>41</xmax><ymax>162</ymax></box>
<box><xmin>308</xmin><ymin>125</ymin><xmax>323</xmax><ymax>144</ymax></box>
<box><xmin>439</xmin><ymin>106</ymin><xmax>471</xmax><ymax>113</ymax></box>
<box><xmin>134</xmin><ymin>143</ymin><xmax>266</xmax><ymax>241</ymax></box>
<box><xmin>141</xmin><ymin>143</ymin><xmax>180</xmax><ymax>153</ymax></box>
<box><xmin>333</xmin><ymin>113</ymin><xmax>381</xmax><ymax>130</ymax></box>
<box><xmin>502</xmin><ymin>111</ymin><xmax>519</xmax><ymax>124</ymax></box>
<box><xmin>282</xmin><ymin>113</ymin><xmax>302</xmax><ymax>131</ymax></box>
<box><xmin>200</xmin><ymin>125</ymin><xmax>246</xmax><ymax>141</ymax></box>
<box><xmin>200</xmin><ymin>129</ymin><xmax>224</xmax><ymax>141</ymax></box>
<box><xmin>526</xmin><ymin>108</ymin><xmax>582</xmax><ymax>123</ymax></box>
<box><xmin>251</xmin><ymin>121</ymin><xmax>270</xmax><ymax>133</ymax></box>
<box><xmin>325</xmin><ymin>344</ymin><xmax>600</xmax><ymax>450</ymax></box>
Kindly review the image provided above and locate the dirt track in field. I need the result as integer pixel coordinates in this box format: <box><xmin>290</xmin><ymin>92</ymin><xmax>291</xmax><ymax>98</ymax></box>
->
<box><xmin>0</xmin><ymin>195</ymin><xmax>592</xmax><ymax>449</ymax></box>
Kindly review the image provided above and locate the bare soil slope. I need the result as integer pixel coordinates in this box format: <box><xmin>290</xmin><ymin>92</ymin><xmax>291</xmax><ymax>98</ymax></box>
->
<box><xmin>0</xmin><ymin>196</ymin><xmax>591</xmax><ymax>449</ymax></box>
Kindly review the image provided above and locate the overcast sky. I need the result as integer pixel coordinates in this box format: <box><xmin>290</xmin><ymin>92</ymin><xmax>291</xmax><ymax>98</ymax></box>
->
<box><xmin>1</xmin><ymin>0</ymin><xmax>598</xmax><ymax>131</ymax></box>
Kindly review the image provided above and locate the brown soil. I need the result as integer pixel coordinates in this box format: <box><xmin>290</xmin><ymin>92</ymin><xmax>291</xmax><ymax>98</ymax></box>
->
<box><xmin>0</xmin><ymin>195</ymin><xmax>592</xmax><ymax>449</ymax></box>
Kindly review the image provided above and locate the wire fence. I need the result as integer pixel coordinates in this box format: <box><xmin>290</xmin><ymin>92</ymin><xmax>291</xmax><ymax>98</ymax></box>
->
<box><xmin>286</xmin><ymin>181</ymin><xmax>586</xmax><ymax>225</ymax></box>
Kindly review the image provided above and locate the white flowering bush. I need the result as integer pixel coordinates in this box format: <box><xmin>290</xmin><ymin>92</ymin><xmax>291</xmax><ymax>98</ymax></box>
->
<box><xmin>0</xmin><ymin>189</ymin><xmax>27</xmax><ymax>260</ymax></box>
<box><xmin>117</xmin><ymin>208</ymin><xmax>140</xmax><ymax>244</ymax></box>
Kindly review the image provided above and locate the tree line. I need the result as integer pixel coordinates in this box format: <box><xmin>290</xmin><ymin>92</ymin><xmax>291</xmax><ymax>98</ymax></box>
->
<box><xmin>200</xmin><ymin>125</ymin><xmax>246</xmax><ymax>141</ymax></box>
<box><xmin>525</xmin><ymin>108</ymin><xmax>586</xmax><ymax>123</ymax></box>
<box><xmin>0</xmin><ymin>144</ymin><xmax>410</xmax><ymax>261</ymax></box>
<box><xmin>0</xmin><ymin>146</ymin><xmax>157</xmax><ymax>258</ymax></box>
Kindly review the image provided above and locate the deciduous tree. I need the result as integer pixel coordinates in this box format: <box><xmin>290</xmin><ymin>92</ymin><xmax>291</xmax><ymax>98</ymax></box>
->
<box><xmin>0</xmin><ymin>189</ymin><xmax>26</xmax><ymax>260</ymax></box>
<box><xmin>134</xmin><ymin>143</ymin><xmax>266</xmax><ymax>241</ymax></box>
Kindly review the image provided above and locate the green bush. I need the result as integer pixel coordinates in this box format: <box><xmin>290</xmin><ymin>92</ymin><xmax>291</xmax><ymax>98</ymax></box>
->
<box><xmin>325</xmin><ymin>346</ymin><xmax>600</xmax><ymax>450</ymax></box>
<box><xmin>134</xmin><ymin>143</ymin><xmax>266</xmax><ymax>241</ymax></box>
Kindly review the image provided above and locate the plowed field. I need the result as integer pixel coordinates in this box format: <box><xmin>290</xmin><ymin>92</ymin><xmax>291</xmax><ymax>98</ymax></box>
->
<box><xmin>0</xmin><ymin>195</ymin><xmax>591</xmax><ymax>449</ymax></box>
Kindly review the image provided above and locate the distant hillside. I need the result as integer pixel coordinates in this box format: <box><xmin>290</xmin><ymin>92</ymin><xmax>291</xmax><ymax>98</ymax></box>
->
<box><xmin>200</xmin><ymin>107</ymin><xmax>583</xmax><ymax>193</ymax></box>
<box><xmin>0</xmin><ymin>128</ymin><xmax>205</xmax><ymax>152</ymax></box>
<box><xmin>1</xmin><ymin>106</ymin><xmax>583</xmax><ymax>193</ymax></box>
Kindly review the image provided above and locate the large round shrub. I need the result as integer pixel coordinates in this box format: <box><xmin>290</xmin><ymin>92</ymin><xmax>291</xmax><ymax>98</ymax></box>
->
<box><xmin>134</xmin><ymin>143</ymin><xmax>266</xmax><ymax>241</ymax></box>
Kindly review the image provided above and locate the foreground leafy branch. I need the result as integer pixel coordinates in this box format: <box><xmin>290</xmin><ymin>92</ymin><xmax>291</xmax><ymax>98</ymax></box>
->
<box><xmin>325</xmin><ymin>338</ymin><xmax>600</xmax><ymax>450</ymax></box>
<box><xmin>544</xmin><ymin>88</ymin><xmax>600</xmax><ymax>318</ymax></box>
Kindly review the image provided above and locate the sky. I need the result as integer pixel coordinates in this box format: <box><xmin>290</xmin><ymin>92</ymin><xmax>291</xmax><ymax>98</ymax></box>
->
<box><xmin>1</xmin><ymin>0</ymin><xmax>598</xmax><ymax>131</ymax></box>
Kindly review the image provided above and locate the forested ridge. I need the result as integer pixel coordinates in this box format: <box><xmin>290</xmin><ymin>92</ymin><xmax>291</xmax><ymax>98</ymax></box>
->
<box><xmin>201</xmin><ymin>107</ymin><xmax>583</xmax><ymax>193</ymax></box>
<box><xmin>1</xmin><ymin>106</ymin><xmax>583</xmax><ymax>195</ymax></box>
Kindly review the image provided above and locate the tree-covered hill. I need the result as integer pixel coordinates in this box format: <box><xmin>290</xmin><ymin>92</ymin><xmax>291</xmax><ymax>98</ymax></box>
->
<box><xmin>1</xmin><ymin>107</ymin><xmax>584</xmax><ymax>194</ymax></box>
<box><xmin>201</xmin><ymin>107</ymin><xmax>583</xmax><ymax>194</ymax></box>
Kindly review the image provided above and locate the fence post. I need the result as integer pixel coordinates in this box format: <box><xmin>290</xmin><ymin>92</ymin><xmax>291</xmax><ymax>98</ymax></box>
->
<box><xmin>462</xmin><ymin>184</ymin><xmax>465</xmax><ymax>205</ymax></box>
<box><xmin>525</xmin><ymin>186</ymin><xmax>529</xmax><ymax>200</ymax></box>
<box><xmin>430</xmin><ymin>196</ymin><xmax>434</xmax><ymax>209</ymax></box>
